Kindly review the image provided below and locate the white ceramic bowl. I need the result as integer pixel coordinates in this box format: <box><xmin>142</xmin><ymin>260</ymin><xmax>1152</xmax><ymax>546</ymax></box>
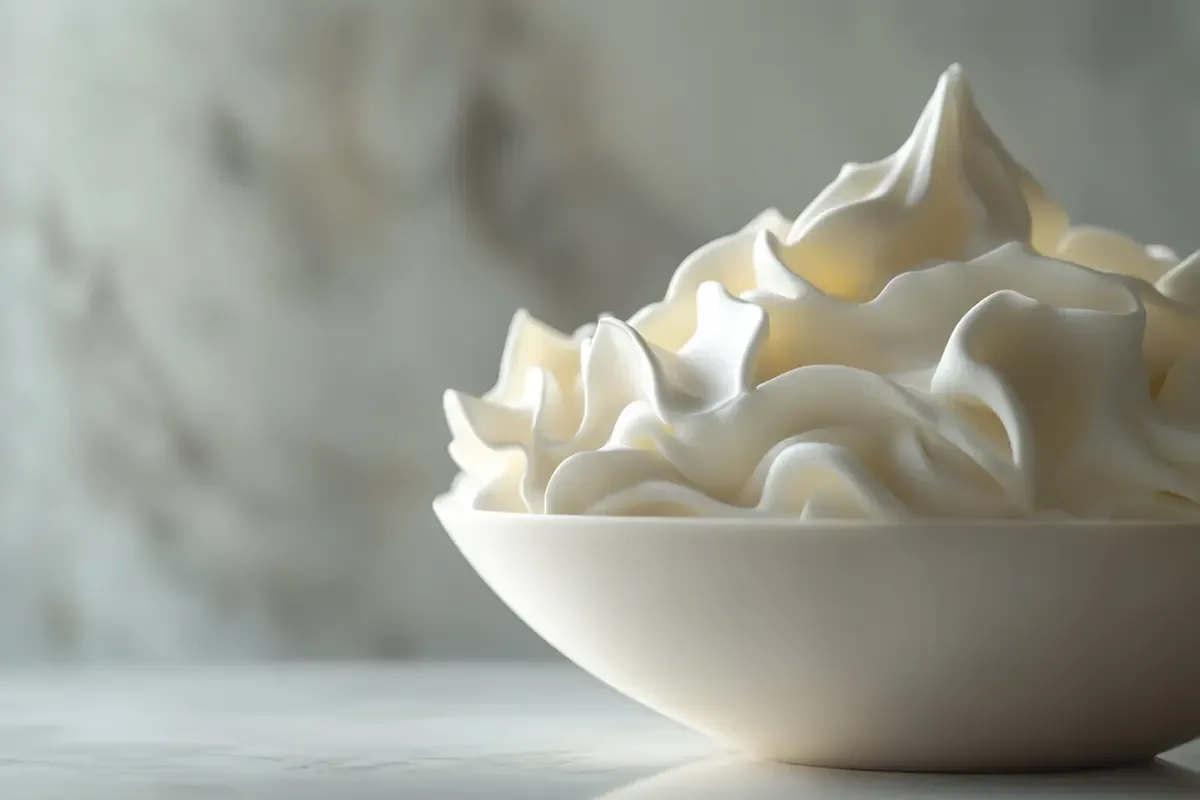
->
<box><xmin>434</xmin><ymin>498</ymin><xmax>1200</xmax><ymax>772</ymax></box>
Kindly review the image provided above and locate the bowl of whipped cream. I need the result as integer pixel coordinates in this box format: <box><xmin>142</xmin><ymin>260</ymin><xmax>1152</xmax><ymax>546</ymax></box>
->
<box><xmin>434</xmin><ymin>65</ymin><xmax>1200</xmax><ymax>772</ymax></box>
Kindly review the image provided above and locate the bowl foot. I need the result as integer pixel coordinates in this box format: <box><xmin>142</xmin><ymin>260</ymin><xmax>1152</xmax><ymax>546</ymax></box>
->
<box><xmin>759</xmin><ymin>753</ymin><xmax>1159</xmax><ymax>775</ymax></box>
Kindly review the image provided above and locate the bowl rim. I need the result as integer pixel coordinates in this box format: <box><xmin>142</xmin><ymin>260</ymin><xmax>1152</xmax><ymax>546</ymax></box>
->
<box><xmin>432</xmin><ymin>494</ymin><xmax>1200</xmax><ymax>531</ymax></box>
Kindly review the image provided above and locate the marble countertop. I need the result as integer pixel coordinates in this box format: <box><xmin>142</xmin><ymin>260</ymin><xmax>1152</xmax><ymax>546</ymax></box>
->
<box><xmin>0</xmin><ymin>663</ymin><xmax>1196</xmax><ymax>799</ymax></box>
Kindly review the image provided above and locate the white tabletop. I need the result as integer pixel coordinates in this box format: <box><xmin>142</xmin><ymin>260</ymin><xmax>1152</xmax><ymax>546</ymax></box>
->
<box><xmin>0</xmin><ymin>663</ymin><xmax>1196</xmax><ymax>799</ymax></box>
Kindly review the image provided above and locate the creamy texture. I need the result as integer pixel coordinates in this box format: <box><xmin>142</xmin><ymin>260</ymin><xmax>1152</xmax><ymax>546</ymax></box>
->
<box><xmin>443</xmin><ymin>65</ymin><xmax>1200</xmax><ymax>520</ymax></box>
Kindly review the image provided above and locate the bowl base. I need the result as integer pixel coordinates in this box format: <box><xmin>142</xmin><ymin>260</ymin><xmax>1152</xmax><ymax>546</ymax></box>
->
<box><xmin>761</xmin><ymin>753</ymin><xmax>1159</xmax><ymax>775</ymax></box>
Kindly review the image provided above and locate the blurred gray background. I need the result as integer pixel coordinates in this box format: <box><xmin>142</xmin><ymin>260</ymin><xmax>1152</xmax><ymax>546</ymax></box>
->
<box><xmin>0</xmin><ymin>0</ymin><xmax>1194</xmax><ymax>660</ymax></box>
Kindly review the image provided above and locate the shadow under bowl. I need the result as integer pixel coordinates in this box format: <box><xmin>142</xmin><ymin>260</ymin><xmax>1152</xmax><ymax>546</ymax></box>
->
<box><xmin>434</xmin><ymin>497</ymin><xmax>1200</xmax><ymax>772</ymax></box>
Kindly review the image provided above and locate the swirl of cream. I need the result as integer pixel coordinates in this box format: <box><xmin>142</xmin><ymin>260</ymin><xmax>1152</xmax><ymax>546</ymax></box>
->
<box><xmin>443</xmin><ymin>65</ymin><xmax>1200</xmax><ymax>520</ymax></box>
<box><xmin>768</xmin><ymin>64</ymin><xmax>1066</xmax><ymax>302</ymax></box>
<box><xmin>629</xmin><ymin>64</ymin><xmax>1188</xmax><ymax>340</ymax></box>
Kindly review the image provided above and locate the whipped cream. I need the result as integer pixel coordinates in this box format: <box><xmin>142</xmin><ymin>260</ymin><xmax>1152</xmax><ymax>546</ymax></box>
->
<box><xmin>443</xmin><ymin>65</ymin><xmax>1200</xmax><ymax>520</ymax></box>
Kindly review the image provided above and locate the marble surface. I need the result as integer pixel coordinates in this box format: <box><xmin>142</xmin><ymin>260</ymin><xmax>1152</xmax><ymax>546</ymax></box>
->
<box><xmin>0</xmin><ymin>663</ymin><xmax>1197</xmax><ymax>799</ymax></box>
